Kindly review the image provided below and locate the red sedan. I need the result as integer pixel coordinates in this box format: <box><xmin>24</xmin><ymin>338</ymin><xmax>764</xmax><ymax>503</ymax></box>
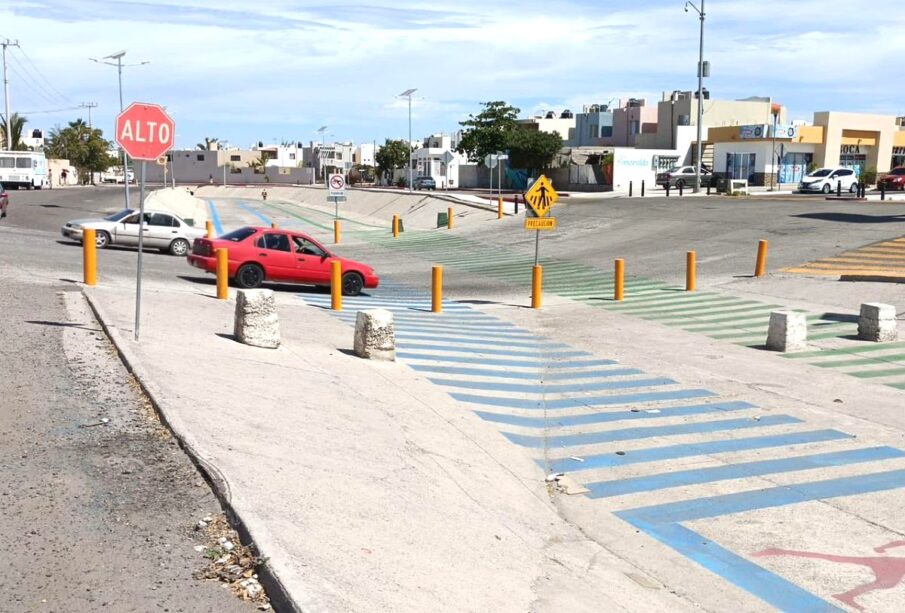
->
<box><xmin>878</xmin><ymin>167</ymin><xmax>905</xmax><ymax>191</ymax></box>
<box><xmin>187</xmin><ymin>226</ymin><xmax>379</xmax><ymax>295</ymax></box>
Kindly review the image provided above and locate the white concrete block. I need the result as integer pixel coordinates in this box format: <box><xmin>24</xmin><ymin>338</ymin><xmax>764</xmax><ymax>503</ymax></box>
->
<box><xmin>354</xmin><ymin>309</ymin><xmax>395</xmax><ymax>361</ymax></box>
<box><xmin>234</xmin><ymin>289</ymin><xmax>280</xmax><ymax>349</ymax></box>
<box><xmin>766</xmin><ymin>310</ymin><xmax>807</xmax><ymax>352</ymax></box>
<box><xmin>858</xmin><ymin>302</ymin><xmax>898</xmax><ymax>342</ymax></box>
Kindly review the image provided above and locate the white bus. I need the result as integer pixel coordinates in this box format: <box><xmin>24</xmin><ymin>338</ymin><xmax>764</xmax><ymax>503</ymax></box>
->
<box><xmin>0</xmin><ymin>151</ymin><xmax>48</xmax><ymax>189</ymax></box>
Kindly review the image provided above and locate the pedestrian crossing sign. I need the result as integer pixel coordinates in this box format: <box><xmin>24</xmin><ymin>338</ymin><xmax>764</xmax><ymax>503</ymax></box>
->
<box><xmin>524</xmin><ymin>175</ymin><xmax>558</xmax><ymax>218</ymax></box>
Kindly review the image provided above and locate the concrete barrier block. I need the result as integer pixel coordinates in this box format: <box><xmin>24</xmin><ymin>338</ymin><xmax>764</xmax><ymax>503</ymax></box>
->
<box><xmin>354</xmin><ymin>309</ymin><xmax>395</xmax><ymax>361</ymax></box>
<box><xmin>766</xmin><ymin>310</ymin><xmax>807</xmax><ymax>352</ymax></box>
<box><xmin>858</xmin><ymin>302</ymin><xmax>898</xmax><ymax>342</ymax></box>
<box><xmin>234</xmin><ymin>289</ymin><xmax>280</xmax><ymax>349</ymax></box>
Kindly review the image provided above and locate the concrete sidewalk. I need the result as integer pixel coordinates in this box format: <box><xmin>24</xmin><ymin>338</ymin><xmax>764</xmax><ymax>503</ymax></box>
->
<box><xmin>83</xmin><ymin>283</ymin><xmax>692</xmax><ymax>613</ymax></box>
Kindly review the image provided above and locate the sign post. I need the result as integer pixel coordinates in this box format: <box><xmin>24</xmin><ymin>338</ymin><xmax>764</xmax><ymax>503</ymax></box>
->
<box><xmin>115</xmin><ymin>102</ymin><xmax>176</xmax><ymax>341</ymax></box>
<box><xmin>328</xmin><ymin>173</ymin><xmax>346</xmax><ymax>219</ymax></box>
<box><xmin>523</xmin><ymin>174</ymin><xmax>559</xmax><ymax>265</ymax></box>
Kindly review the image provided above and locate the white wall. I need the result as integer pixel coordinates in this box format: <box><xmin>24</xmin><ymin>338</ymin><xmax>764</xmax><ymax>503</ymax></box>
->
<box><xmin>612</xmin><ymin>147</ymin><xmax>682</xmax><ymax>192</ymax></box>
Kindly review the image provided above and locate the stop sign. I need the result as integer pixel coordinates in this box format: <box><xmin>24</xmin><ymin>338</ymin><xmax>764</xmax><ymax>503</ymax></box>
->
<box><xmin>115</xmin><ymin>102</ymin><xmax>175</xmax><ymax>161</ymax></box>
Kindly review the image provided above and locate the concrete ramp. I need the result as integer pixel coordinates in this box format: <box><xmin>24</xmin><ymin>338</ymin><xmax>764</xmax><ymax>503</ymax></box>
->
<box><xmin>194</xmin><ymin>185</ymin><xmax>502</xmax><ymax>230</ymax></box>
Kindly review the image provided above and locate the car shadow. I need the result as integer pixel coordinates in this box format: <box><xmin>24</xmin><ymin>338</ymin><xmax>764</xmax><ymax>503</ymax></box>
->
<box><xmin>791</xmin><ymin>212</ymin><xmax>905</xmax><ymax>224</ymax></box>
<box><xmin>178</xmin><ymin>275</ymin><xmax>339</xmax><ymax>295</ymax></box>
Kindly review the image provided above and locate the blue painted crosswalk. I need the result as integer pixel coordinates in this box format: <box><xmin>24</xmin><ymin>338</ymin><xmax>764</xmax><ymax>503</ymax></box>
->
<box><xmin>300</xmin><ymin>287</ymin><xmax>905</xmax><ymax>611</ymax></box>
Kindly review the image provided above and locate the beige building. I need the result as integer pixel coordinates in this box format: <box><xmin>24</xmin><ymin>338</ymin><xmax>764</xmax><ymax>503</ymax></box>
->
<box><xmin>516</xmin><ymin>113</ymin><xmax>576</xmax><ymax>141</ymax></box>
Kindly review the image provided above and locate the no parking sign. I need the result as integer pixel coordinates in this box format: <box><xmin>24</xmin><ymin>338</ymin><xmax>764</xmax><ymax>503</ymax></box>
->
<box><xmin>328</xmin><ymin>173</ymin><xmax>346</xmax><ymax>197</ymax></box>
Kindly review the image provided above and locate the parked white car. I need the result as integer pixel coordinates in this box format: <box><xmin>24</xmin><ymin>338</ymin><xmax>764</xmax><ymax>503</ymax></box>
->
<box><xmin>61</xmin><ymin>208</ymin><xmax>206</xmax><ymax>255</ymax></box>
<box><xmin>798</xmin><ymin>168</ymin><xmax>859</xmax><ymax>194</ymax></box>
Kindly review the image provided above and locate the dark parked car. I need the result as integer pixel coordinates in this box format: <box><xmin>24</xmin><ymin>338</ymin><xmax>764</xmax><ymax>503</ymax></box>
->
<box><xmin>878</xmin><ymin>167</ymin><xmax>905</xmax><ymax>191</ymax></box>
<box><xmin>412</xmin><ymin>176</ymin><xmax>436</xmax><ymax>190</ymax></box>
<box><xmin>0</xmin><ymin>183</ymin><xmax>7</xmax><ymax>218</ymax></box>
<box><xmin>656</xmin><ymin>166</ymin><xmax>714</xmax><ymax>189</ymax></box>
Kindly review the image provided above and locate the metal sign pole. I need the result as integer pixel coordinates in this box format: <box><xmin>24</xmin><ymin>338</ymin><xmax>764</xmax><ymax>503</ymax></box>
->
<box><xmin>134</xmin><ymin>160</ymin><xmax>146</xmax><ymax>341</ymax></box>
<box><xmin>334</xmin><ymin>196</ymin><xmax>338</xmax><ymax>219</ymax></box>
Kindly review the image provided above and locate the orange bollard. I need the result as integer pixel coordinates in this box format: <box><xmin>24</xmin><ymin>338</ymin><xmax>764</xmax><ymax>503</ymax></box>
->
<box><xmin>334</xmin><ymin>219</ymin><xmax>341</xmax><ymax>244</ymax></box>
<box><xmin>392</xmin><ymin>215</ymin><xmax>399</xmax><ymax>238</ymax></box>
<box><xmin>215</xmin><ymin>248</ymin><xmax>229</xmax><ymax>300</ymax></box>
<box><xmin>615</xmin><ymin>258</ymin><xmax>625</xmax><ymax>301</ymax></box>
<box><xmin>205</xmin><ymin>219</ymin><xmax>213</xmax><ymax>238</ymax></box>
<box><xmin>497</xmin><ymin>197</ymin><xmax>503</xmax><ymax>219</ymax></box>
<box><xmin>432</xmin><ymin>266</ymin><xmax>443</xmax><ymax>313</ymax></box>
<box><xmin>531</xmin><ymin>265</ymin><xmax>542</xmax><ymax>309</ymax></box>
<box><xmin>447</xmin><ymin>207</ymin><xmax>453</xmax><ymax>230</ymax></box>
<box><xmin>686</xmin><ymin>251</ymin><xmax>697</xmax><ymax>291</ymax></box>
<box><xmin>755</xmin><ymin>240</ymin><xmax>768</xmax><ymax>277</ymax></box>
<box><xmin>83</xmin><ymin>228</ymin><xmax>97</xmax><ymax>286</ymax></box>
<box><xmin>331</xmin><ymin>260</ymin><xmax>342</xmax><ymax>310</ymax></box>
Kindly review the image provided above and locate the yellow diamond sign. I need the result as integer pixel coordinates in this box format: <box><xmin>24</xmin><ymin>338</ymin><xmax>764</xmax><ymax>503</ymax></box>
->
<box><xmin>524</xmin><ymin>174</ymin><xmax>558</xmax><ymax>218</ymax></box>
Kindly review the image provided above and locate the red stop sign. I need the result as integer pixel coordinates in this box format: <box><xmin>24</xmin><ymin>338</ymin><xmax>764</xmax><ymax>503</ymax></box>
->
<box><xmin>115</xmin><ymin>102</ymin><xmax>175</xmax><ymax>161</ymax></box>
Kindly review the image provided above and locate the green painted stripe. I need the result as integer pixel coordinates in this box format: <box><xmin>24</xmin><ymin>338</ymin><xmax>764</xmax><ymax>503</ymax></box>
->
<box><xmin>809</xmin><ymin>329</ymin><xmax>859</xmax><ymax>341</ymax></box>
<box><xmin>601</xmin><ymin>290</ymin><xmax>726</xmax><ymax>307</ymax></box>
<box><xmin>887</xmin><ymin>382</ymin><xmax>905</xmax><ymax>390</ymax></box>
<box><xmin>781</xmin><ymin>342</ymin><xmax>905</xmax><ymax>359</ymax></box>
<box><xmin>604</xmin><ymin>296</ymin><xmax>743</xmax><ymax>314</ymax></box>
<box><xmin>655</xmin><ymin>308</ymin><xmax>783</xmax><ymax>324</ymax></box>
<box><xmin>640</xmin><ymin>303</ymin><xmax>777</xmax><ymax>321</ymax></box>
<box><xmin>848</xmin><ymin>367</ymin><xmax>905</xmax><ymax>379</ymax></box>
<box><xmin>812</xmin><ymin>354</ymin><xmax>905</xmax><ymax>368</ymax></box>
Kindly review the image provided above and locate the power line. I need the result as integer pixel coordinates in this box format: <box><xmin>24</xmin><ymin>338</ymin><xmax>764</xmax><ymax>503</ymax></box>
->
<box><xmin>6</xmin><ymin>57</ymin><xmax>62</xmax><ymax>109</ymax></box>
<box><xmin>14</xmin><ymin>46</ymin><xmax>72</xmax><ymax>106</ymax></box>
<box><xmin>16</xmin><ymin>105</ymin><xmax>83</xmax><ymax>115</ymax></box>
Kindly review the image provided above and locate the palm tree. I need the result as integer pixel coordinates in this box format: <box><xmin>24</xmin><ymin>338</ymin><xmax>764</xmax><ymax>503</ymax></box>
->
<box><xmin>247</xmin><ymin>153</ymin><xmax>267</xmax><ymax>174</ymax></box>
<box><xmin>0</xmin><ymin>112</ymin><xmax>29</xmax><ymax>150</ymax></box>
<box><xmin>196</xmin><ymin>137</ymin><xmax>219</xmax><ymax>151</ymax></box>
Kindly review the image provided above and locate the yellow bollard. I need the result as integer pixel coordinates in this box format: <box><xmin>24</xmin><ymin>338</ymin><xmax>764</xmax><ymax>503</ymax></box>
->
<box><xmin>331</xmin><ymin>260</ymin><xmax>342</xmax><ymax>310</ymax></box>
<box><xmin>531</xmin><ymin>265</ymin><xmax>542</xmax><ymax>309</ymax></box>
<box><xmin>83</xmin><ymin>228</ymin><xmax>97</xmax><ymax>286</ymax></box>
<box><xmin>334</xmin><ymin>219</ymin><xmax>341</xmax><ymax>244</ymax></box>
<box><xmin>205</xmin><ymin>219</ymin><xmax>213</xmax><ymax>238</ymax></box>
<box><xmin>432</xmin><ymin>266</ymin><xmax>443</xmax><ymax>313</ymax></box>
<box><xmin>392</xmin><ymin>215</ymin><xmax>399</xmax><ymax>238</ymax></box>
<box><xmin>271</xmin><ymin>221</ymin><xmax>278</xmax><ymax>229</ymax></box>
<box><xmin>447</xmin><ymin>207</ymin><xmax>453</xmax><ymax>230</ymax></box>
<box><xmin>215</xmin><ymin>248</ymin><xmax>229</xmax><ymax>300</ymax></box>
<box><xmin>686</xmin><ymin>251</ymin><xmax>697</xmax><ymax>292</ymax></box>
<box><xmin>497</xmin><ymin>197</ymin><xmax>503</xmax><ymax>219</ymax></box>
<box><xmin>615</xmin><ymin>258</ymin><xmax>625</xmax><ymax>301</ymax></box>
<box><xmin>755</xmin><ymin>240</ymin><xmax>768</xmax><ymax>277</ymax></box>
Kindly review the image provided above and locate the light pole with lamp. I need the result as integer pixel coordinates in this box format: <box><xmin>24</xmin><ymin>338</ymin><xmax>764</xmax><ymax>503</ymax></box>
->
<box><xmin>316</xmin><ymin>125</ymin><xmax>329</xmax><ymax>184</ymax></box>
<box><xmin>398</xmin><ymin>88</ymin><xmax>417</xmax><ymax>192</ymax></box>
<box><xmin>684</xmin><ymin>1</ymin><xmax>706</xmax><ymax>193</ymax></box>
<box><xmin>89</xmin><ymin>50</ymin><xmax>149</xmax><ymax>208</ymax></box>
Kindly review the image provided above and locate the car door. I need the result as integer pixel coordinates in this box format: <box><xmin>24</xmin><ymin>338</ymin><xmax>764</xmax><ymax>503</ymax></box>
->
<box><xmin>254</xmin><ymin>232</ymin><xmax>296</xmax><ymax>281</ymax></box>
<box><xmin>146</xmin><ymin>212</ymin><xmax>179</xmax><ymax>248</ymax></box>
<box><xmin>291</xmin><ymin>235</ymin><xmax>332</xmax><ymax>283</ymax></box>
<box><xmin>115</xmin><ymin>212</ymin><xmax>147</xmax><ymax>246</ymax></box>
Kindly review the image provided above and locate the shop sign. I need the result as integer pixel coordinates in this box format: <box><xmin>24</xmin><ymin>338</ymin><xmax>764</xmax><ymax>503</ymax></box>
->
<box><xmin>892</xmin><ymin>146</ymin><xmax>905</xmax><ymax>156</ymax></box>
<box><xmin>739</xmin><ymin>124</ymin><xmax>769</xmax><ymax>139</ymax></box>
<box><xmin>771</xmin><ymin>124</ymin><xmax>797</xmax><ymax>139</ymax></box>
<box><xmin>652</xmin><ymin>155</ymin><xmax>679</xmax><ymax>171</ymax></box>
<box><xmin>841</xmin><ymin>145</ymin><xmax>863</xmax><ymax>155</ymax></box>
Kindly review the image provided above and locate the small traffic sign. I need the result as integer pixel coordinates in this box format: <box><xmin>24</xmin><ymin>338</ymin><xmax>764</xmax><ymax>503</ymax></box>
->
<box><xmin>115</xmin><ymin>102</ymin><xmax>175</xmax><ymax>161</ymax></box>
<box><xmin>328</xmin><ymin>173</ymin><xmax>346</xmax><ymax>197</ymax></box>
<box><xmin>524</xmin><ymin>174</ymin><xmax>558</xmax><ymax>217</ymax></box>
<box><xmin>525</xmin><ymin>217</ymin><xmax>557</xmax><ymax>230</ymax></box>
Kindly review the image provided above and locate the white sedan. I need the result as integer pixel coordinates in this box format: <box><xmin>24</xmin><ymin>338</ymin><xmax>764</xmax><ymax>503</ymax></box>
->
<box><xmin>61</xmin><ymin>208</ymin><xmax>206</xmax><ymax>256</ymax></box>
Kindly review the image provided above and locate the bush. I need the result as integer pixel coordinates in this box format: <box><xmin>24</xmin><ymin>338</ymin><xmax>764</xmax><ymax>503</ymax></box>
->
<box><xmin>395</xmin><ymin>177</ymin><xmax>406</xmax><ymax>188</ymax></box>
<box><xmin>861</xmin><ymin>167</ymin><xmax>877</xmax><ymax>186</ymax></box>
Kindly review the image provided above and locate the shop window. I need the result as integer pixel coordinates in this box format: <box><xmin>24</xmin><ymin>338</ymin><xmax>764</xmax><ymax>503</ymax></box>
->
<box><xmin>726</xmin><ymin>152</ymin><xmax>756</xmax><ymax>182</ymax></box>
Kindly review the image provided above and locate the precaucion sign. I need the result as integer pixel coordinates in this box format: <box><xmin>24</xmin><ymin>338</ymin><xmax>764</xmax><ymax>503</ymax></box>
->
<box><xmin>525</xmin><ymin>217</ymin><xmax>556</xmax><ymax>230</ymax></box>
<box><xmin>328</xmin><ymin>173</ymin><xmax>346</xmax><ymax>198</ymax></box>
<box><xmin>524</xmin><ymin>174</ymin><xmax>558</xmax><ymax>217</ymax></box>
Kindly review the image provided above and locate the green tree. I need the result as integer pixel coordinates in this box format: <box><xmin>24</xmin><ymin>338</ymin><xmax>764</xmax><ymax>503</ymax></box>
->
<box><xmin>456</xmin><ymin>101</ymin><xmax>520</xmax><ymax>164</ymax></box>
<box><xmin>45</xmin><ymin>119</ymin><xmax>117</xmax><ymax>182</ymax></box>
<box><xmin>247</xmin><ymin>153</ymin><xmax>267</xmax><ymax>174</ymax></box>
<box><xmin>196</xmin><ymin>137</ymin><xmax>219</xmax><ymax>151</ymax></box>
<box><xmin>0</xmin><ymin>112</ymin><xmax>29</xmax><ymax>150</ymax></box>
<box><xmin>505</xmin><ymin>129</ymin><xmax>563</xmax><ymax>176</ymax></box>
<box><xmin>374</xmin><ymin>139</ymin><xmax>410</xmax><ymax>183</ymax></box>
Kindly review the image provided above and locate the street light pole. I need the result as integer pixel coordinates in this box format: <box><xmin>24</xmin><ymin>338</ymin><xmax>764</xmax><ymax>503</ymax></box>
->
<box><xmin>398</xmin><ymin>89</ymin><xmax>417</xmax><ymax>192</ymax></box>
<box><xmin>90</xmin><ymin>51</ymin><xmax>149</xmax><ymax>208</ymax></box>
<box><xmin>685</xmin><ymin>1</ymin><xmax>705</xmax><ymax>193</ymax></box>
<box><xmin>2</xmin><ymin>39</ymin><xmax>21</xmax><ymax>151</ymax></box>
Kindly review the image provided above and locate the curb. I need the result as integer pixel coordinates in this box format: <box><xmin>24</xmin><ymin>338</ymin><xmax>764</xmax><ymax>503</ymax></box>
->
<box><xmin>81</xmin><ymin>289</ymin><xmax>300</xmax><ymax>613</ymax></box>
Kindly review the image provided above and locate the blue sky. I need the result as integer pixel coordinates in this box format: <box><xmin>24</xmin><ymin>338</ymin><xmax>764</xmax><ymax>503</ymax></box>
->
<box><xmin>2</xmin><ymin>0</ymin><xmax>904</xmax><ymax>149</ymax></box>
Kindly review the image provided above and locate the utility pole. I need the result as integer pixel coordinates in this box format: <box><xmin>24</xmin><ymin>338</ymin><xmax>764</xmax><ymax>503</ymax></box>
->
<box><xmin>80</xmin><ymin>101</ymin><xmax>98</xmax><ymax>129</ymax></box>
<box><xmin>398</xmin><ymin>89</ymin><xmax>417</xmax><ymax>191</ymax></box>
<box><xmin>685</xmin><ymin>1</ymin><xmax>706</xmax><ymax>193</ymax></box>
<box><xmin>2</xmin><ymin>39</ymin><xmax>21</xmax><ymax>151</ymax></box>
